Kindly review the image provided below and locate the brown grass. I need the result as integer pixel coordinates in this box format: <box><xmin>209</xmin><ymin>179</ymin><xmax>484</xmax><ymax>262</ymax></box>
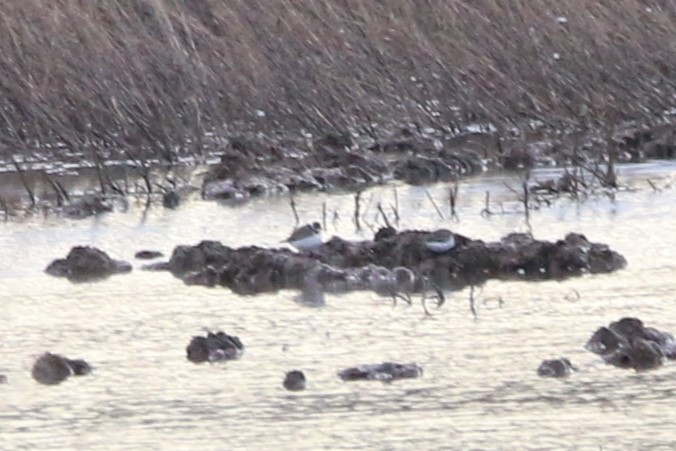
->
<box><xmin>0</xmin><ymin>0</ymin><xmax>674</xmax><ymax>161</ymax></box>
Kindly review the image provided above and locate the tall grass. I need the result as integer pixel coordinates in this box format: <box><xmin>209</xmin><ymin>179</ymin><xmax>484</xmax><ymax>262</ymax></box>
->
<box><xmin>0</xmin><ymin>0</ymin><xmax>674</xmax><ymax>162</ymax></box>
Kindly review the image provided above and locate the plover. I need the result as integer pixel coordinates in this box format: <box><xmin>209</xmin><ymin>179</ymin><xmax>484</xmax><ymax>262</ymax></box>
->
<box><xmin>284</xmin><ymin>222</ymin><xmax>323</xmax><ymax>251</ymax></box>
<box><xmin>424</xmin><ymin>229</ymin><xmax>456</xmax><ymax>253</ymax></box>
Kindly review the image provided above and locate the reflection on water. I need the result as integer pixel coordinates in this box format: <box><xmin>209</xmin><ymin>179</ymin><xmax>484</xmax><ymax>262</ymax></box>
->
<box><xmin>2</xmin><ymin>162</ymin><xmax>676</xmax><ymax>450</ymax></box>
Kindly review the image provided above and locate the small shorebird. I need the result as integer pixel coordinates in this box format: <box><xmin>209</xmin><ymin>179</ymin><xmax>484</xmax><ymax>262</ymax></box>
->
<box><xmin>424</xmin><ymin>229</ymin><xmax>456</xmax><ymax>253</ymax></box>
<box><xmin>283</xmin><ymin>222</ymin><xmax>322</xmax><ymax>251</ymax></box>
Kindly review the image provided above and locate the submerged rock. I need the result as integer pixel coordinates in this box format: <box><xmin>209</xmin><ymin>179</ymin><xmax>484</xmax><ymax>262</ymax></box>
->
<box><xmin>162</xmin><ymin>191</ymin><xmax>181</xmax><ymax>209</ymax></box>
<box><xmin>537</xmin><ymin>358</ymin><xmax>575</xmax><ymax>378</ymax></box>
<box><xmin>283</xmin><ymin>370</ymin><xmax>307</xmax><ymax>391</ymax></box>
<box><xmin>585</xmin><ymin>317</ymin><xmax>675</xmax><ymax>371</ymax></box>
<box><xmin>32</xmin><ymin>352</ymin><xmax>92</xmax><ymax>385</ymax></box>
<box><xmin>338</xmin><ymin>362</ymin><xmax>423</xmax><ymax>382</ymax></box>
<box><xmin>45</xmin><ymin>246</ymin><xmax>132</xmax><ymax>282</ymax></box>
<box><xmin>135</xmin><ymin>250</ymin><xmax>164</xmax><ymax>260</ymax></box>
<box><xmin>585</xmin><ymin>327</ymin><xmax>623</xmax><ymax>357</ymax></box>
<box><xmin>186</xmin><ymin>331</ymin><xmax>244</xmax><ymax>364</ymax></box>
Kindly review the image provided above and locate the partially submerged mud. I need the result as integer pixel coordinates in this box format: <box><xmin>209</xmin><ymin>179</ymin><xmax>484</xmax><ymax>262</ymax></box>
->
<box><xmin>45</xmin><ymin>246</ymin><xmax>132</xmax><ymax>282</ymax></box>
<box><xmin>537</xmin><ymin>358</ymin><xmax>576</xmax><ymax>378</ymax></box>
<box><xmin>1</xmin><ymin>119</ymin><xmax>673</xmax><ymax>218</ymax></box>
<box><xmin>586</xmin><ymin>317</ymin><xmax>676</xmax><ymax>372</ymax></box>
<box><xmin>156</xmin><ymin>229</ymin><xmax>626</xmax><ymax>296</ymax></box>
<box><xmin>200</xmin><ymin>132</ymin><xmax>484</xmax><ymax>203</ymax></box>
<box><xmin>31</xmin><ymin>352</ymin><xmax>92</xmax><ymax>385</ymax></box>
<box><xmin>338</xmin><ymin>362</ymin><xmax>423</xmax><ymax>382</ymax></box>
<box><xmin>195</xmin><ymin>121</ymin><xmax>675</xmax><ymax>204</ymax></box>
<box><xmin>186</xmin><ymin>331</ymin><xmax>244</xmax><ymax>364</ymax></box>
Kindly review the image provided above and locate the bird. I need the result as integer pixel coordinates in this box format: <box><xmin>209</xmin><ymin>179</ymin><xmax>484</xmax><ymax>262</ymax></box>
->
<box><xmin>424</xmin><ymin>229</ymin><xmax>456</xmax><ymax>253</ymax></box>
<box><xmin>283</xmin><ymin>222</ymin><xmax>323</xmax><ymax>251</ymax></box>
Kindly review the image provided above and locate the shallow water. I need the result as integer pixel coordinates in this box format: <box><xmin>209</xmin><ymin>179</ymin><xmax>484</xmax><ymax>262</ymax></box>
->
<box><xmin>2</xmin><ymin>162</ymin><xmax>676</xmax><ymax>450</ymax></box>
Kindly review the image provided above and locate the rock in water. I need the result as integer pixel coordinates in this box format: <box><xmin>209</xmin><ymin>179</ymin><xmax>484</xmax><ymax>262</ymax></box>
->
<box><xmin>32</xmin><ymin>353</ymin><xmax>92</xmax><ymax>385</ymax></box>
<box><xmin>283</xmin><ymin>370</ymin><xmax>307</xmax><ymax>391</ymax></box>
<box><xmin>338</xmin><ymin>362</ymin><xmax>423</xmax><ymax>382</ymax></box>
<box><xmin>186</xmin><ymin>331</ymin><xmax>244</xmax><ymax>364</ymax></box>
<box><xmin>537</xmin><ymin>358</ymin><xmax>575</xmax><ymax>378</ymax></box>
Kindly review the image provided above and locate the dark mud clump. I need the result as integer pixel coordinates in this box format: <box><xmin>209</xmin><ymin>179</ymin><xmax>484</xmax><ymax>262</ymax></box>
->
<box><xmin>283</xmin><ymin>370</ymin><xmax>307</xmax><ymax>391</ymax></box>
<box><xmin>537</xmin><ymin>358</ymin><xmax>575</xmax><ymax>378</ymax></box>
<box><xmin>585</xmin><ymin>317</ymin><xmax>675</xmax><ymax>372</ymax></box>
<box><xmin>31</xmin><ymin>352</ymin><xmax>92</xmax><ymax>385</ymax></box>
<box><xmin>45</xmin><ymin>246</ymin><xmax>132</xmax><ymax>282</ymax></box>
<box><xmin>338</xmin><ymin>362</ymin><xmax>423</xmax><ymax>382</ymax></box>
<box><xmin>135</xmin><ymin>250</ymin><xmax>164</xmax><ymax>260</ymax></box>
<box><xmin>186</xmin><ymin>331</ymin><xmax>244</xmax><ymax>364</ymax></box>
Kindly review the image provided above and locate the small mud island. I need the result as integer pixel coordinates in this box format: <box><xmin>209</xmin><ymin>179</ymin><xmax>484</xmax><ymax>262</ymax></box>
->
<box><xmin>31</xmin><ymin>352</ymin><xmax>92</xmax><ymax>385</ymax></box>
<box><xmin>45</xmin><ymin>246</ymin><xmax>132</xmax><ymax>282</ymax></box>
<box><xmin>338</xmin><ymin>362</ymin><xmax>423</xmax><ymax>382</ymax></box>
<box><xmin>586</xmin><ymin>317</ymin><xmax>676</xmax><ymax>372</ymax></box>
<box><xmin>186</xmin><ymin>331</ymin><xmax>245</xmax><ymax>364</ymax></box>
<box><xmin>147</xmin><ymin>228</ymin><xmax>626</xmax><ymax>304</ymax></box>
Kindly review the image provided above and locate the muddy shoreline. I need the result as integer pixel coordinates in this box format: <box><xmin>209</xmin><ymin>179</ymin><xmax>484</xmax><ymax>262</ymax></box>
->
<box><xmin>1</xmin><ymin>119</ymin><xmax>674</xmax><ymax>220</ymax></box>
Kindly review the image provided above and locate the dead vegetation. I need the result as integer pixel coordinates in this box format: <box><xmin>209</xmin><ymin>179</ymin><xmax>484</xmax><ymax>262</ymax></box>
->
<box><xmin>0</xmin><ymin>0</ymin><xmax>674</xmax><ymax>164</ymax></box>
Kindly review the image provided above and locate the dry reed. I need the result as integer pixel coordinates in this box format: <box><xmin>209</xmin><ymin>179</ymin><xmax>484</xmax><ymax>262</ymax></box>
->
<box><xmin>0</xmin><ymin>0</ymin><xmax>674</xmax><ymax>163</ymax></box>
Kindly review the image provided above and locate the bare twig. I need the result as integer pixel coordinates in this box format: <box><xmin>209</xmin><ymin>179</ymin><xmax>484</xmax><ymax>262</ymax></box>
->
<box><xmin>392</xmin><ymin>187</ymin><xmax>400</xmax><ymax>225</ymax></box>
<box><xmin>480</xmin><ymin>191</ymin><xmax>492</xmax><ymax>217</ymax></box>
<box><xmin>10</xmin><ymin>157</ymin><xmax>36</xmax><ymax>207</ymax></box>
<box><xmin>44</xmin><ymin>175</ymin><xmax>65</xmax><ymax>207</ymax></box>
<box><xmin>377</xmin><ymin>202</ymin><xmax>392</xmax><ymax>228</ymax></box>
<box><xmin>522</xmin><ymin>179</ymin><xmax>530</xmax><ymax>223</ymax></box>
<box><xmin>0</xmin><ymin>197</ymin><xmax>9</xmax><ymax>221</ymax></box>
<box><xmin>332</xmin><ymin>209</ymin><xmax>340</xmax><ymax>228</ymax></box>
<box><xmin>646</xmin><ymin>179</ymin><xmax>660</xmax><ymax>193</ymax></box>
<box><xmin>322</xmin><ymin>201</ymin><xmax>327</xmax><ymax>230</ymax></box>
<box><xmin>354</xmin><ymin>190</ymin><xmax>362</xmax><ymax>231</ymax></box>
<box><xmin>449</xmin><ymin>179</ymin><xmax>459</xmax><ymax>220</ymax></box>
<box><xmin>289</xmin><ymin>193</ymin><xmax>300</xmax><ymax>226</ymax></box>
<box><xmin>424</xmin><ymin>189</ymin><xmax>444</xmax><ymax>219</ymax></box>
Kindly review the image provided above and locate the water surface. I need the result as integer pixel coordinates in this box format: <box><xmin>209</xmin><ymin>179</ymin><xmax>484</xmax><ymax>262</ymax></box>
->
<box><xmin>2</xmin><ymin>162</ymin><xmax>676</xmax><ymax>450</ymax></box>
